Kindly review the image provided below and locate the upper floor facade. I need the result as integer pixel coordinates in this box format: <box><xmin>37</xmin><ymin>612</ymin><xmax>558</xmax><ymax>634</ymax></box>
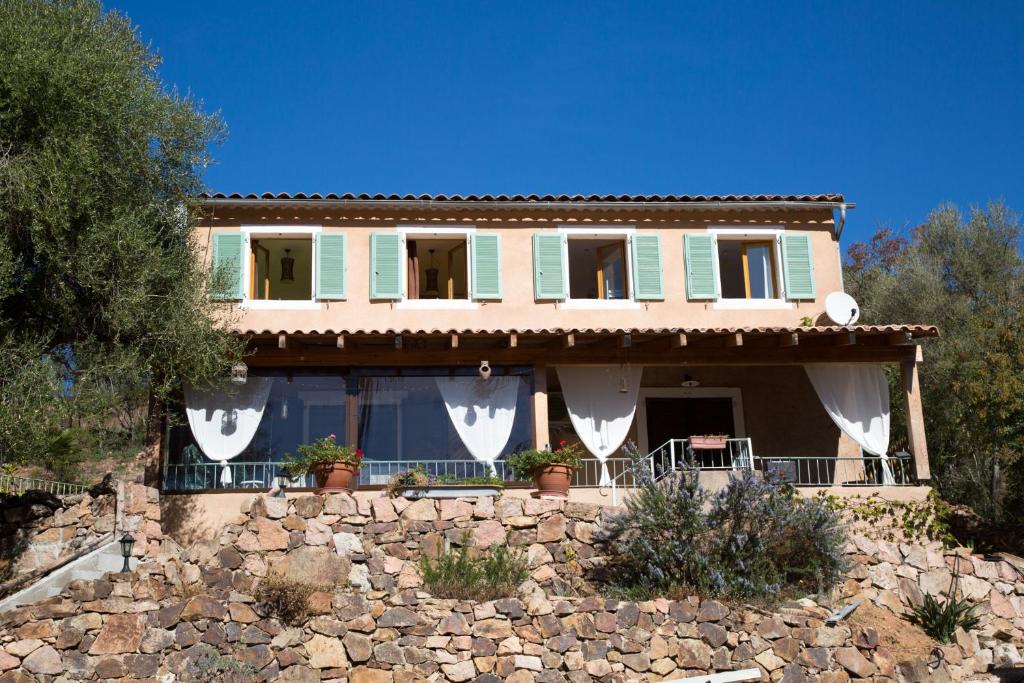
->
<box><xmin>196</xmin><ymin>193</ymin><xmax>854</xmax><ymax>335</ymax></box>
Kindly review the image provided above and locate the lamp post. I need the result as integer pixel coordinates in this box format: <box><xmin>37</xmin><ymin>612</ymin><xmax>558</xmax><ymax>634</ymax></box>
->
<box><xmin>119</xmin><ymin>532</ymin><xmax>135</xmax><ymax>573</ymax></box>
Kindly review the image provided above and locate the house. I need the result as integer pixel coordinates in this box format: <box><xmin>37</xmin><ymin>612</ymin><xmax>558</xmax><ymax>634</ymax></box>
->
<box><xmin>161</xmin><ymin>192</ymin><xmax>935</xmax><ymax>500</ymax></box>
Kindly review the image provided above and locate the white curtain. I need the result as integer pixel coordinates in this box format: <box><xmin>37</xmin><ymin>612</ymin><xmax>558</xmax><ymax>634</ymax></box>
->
<box><xmin>556</xmin><ymin>365</ymin><xmax>643</xmax><ymax>485</ymax></box>
<box><xmin>804</xmin><ymin>364</ymin><xmax>894</xmax><ymax>485</ymax></box>
<box><xmin>184</xmin><ymin>378</ymin><xmax>273</xmax><ymax>485</ymax></box>
<box><xmin>434</xmin><ymin>376</ymin><xmax>520</xmax><ymax>475</ymax></box>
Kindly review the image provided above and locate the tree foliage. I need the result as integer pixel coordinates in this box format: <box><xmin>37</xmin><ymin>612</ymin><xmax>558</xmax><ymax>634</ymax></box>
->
<box><xmin>0</xmin><ymin>0</ymin><xmax>243</xmax><ymax>471</ymax></box>
<box><xmin>845</xmin><ymin>203</ymin><xmax>1024</xmax><ymax>524</ymax></box>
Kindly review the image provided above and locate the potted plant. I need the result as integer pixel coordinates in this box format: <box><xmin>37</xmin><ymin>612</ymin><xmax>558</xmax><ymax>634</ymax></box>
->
<box><xmin>386</xmin><ymin>465</ymin><xmax>505</xmax><ymax>499</ymax></box>
<box><xmin>688</xmin><ymin>434</ymin><xmax>729</xmax><ymax>450</ymax></box>
<box><xmin>507</xmin><ymin>440</ymin><xmax>584</xmax><ymax>498</ymax></box>
<box><xmin>281</xmin><ymin>434</ymin><xmax>365</xmax><ymax>494</ymax></box>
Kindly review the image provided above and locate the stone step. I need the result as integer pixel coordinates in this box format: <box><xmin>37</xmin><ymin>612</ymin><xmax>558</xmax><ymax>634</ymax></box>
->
<box><xmin>0</xmin><ymin>540</ymin><xmax>129</xmax><ymax>611</ymax></box>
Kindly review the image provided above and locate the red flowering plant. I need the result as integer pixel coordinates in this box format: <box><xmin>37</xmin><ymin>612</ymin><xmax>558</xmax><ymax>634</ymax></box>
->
<box><xmin>507</xmin><ymin>440</ymin><xmax>585</xmax><ymax>480</ymax></box>
<box><xmin>281</xmin><ymin>434</ymin><xmax>365</xmax><ymax>478</ymax></box>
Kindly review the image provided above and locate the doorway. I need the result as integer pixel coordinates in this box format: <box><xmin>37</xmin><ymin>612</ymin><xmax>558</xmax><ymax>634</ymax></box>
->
<box><xmin>635</xmin><ymin>388</ymin><xmax>745</xmax><ymax>456</ymax></box>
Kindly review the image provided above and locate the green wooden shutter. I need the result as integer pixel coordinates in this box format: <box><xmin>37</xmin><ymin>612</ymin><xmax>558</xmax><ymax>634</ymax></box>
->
<box><xmin>211</xmin><ymin>233</ymin><xmax>244</xmax><ymax>300</ymax></box>
<box><xmin>533</xmin><ymin>233</ymin><xmax>567</xmax><ymax>300</ymax></box>
<box><xmin>684</xmin><ymin>233</ymin><xmax>719</xmax><ymax>300</ymax></box>
<box><xmin>316</xmin><ymin>233</ymin><xmax>346</xmax><ymax>300</ymax></box>
<box><xmin>471</xmin><ymin>233</ymin><xmax>502</xmax><ymax>300</ymax></box>
<box><xmin>370</xmin><ymin>233</ymin><xmax>403</xmax><ymax>300</ymax></box>
<box><xmin>631</xmin><ymin>233</ymin><xmax>664</xmax><ymax>301</ymax></box>
<box><xmin>781</xmin><ymin>233</ymin><xmax>816</xmax><ymax>300</ymax></box>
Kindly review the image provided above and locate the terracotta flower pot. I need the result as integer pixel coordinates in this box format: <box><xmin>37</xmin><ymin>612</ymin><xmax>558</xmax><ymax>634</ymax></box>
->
<box><xmin>314</xmin><ymin>461</ymin><xmax>359</xmax><ymax>494</ymax></box>
<box><xmin>532</xmin><ymin>463</ymin><xmax>574</xmax><ymax>499</ymax></box>
<box><xmin>689</xmin><ymin>435</ymin><xmax>728</xmax><ymax>450</ymax></box>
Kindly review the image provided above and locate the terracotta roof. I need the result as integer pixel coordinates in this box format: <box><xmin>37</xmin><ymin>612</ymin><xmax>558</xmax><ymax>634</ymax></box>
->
<box><xmin>241</xmin><ymin>324</ymin><xmax>937</xmax><ymax>338</ymax></box>
<box><xmin>201</xmin><ymin>192</ymin><xmax>846</xmax><ymax>204</ymax></box>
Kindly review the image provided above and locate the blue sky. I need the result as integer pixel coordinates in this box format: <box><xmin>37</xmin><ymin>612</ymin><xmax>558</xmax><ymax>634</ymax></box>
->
<box><xmin>115</xmin><ymin>1</ymin><xmax>1024</xmax><ymax>249</ymax></box>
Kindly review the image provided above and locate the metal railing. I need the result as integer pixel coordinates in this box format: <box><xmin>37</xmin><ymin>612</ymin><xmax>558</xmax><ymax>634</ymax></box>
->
<box><xmin>605</xmin><ymin>438</ymin><xmax>755</xmax><ymax>505</ymax></box>
<box><xmin>0</xmin><ymin>475</ymin><xmax>90</xmax><ymax>497</ymax></box>
<box><xmin>162</xmin><ymin>456</ymin><xmax>639</xmax><ymax>491</ymax></box>
<box><xmin>755</xmin><ymin>455</ymin><xmax>914</xmax><ymax>487</ymax></box>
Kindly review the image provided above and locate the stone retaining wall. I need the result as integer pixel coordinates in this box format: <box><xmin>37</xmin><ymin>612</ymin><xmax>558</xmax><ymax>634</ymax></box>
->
<box><xmin>0</xmin><ymin>558</ymin><xmax>923</xmax><ymax>682</ymax></box>
<box><xmin>0</xmin><ymin>482</ymin><xmax>161</xmax><ymax>587</ymax></box>
<box><xmin>0</xmin><ymin>490</ymin><xmax>1021</xmax><ymax>681</ymax></box>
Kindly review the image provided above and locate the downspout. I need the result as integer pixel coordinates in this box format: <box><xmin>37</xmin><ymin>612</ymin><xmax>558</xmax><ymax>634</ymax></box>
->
<box><xmin>836</xmin><ymin>203</ymin><xmax>848</xmax><ymax>291</ymax></box>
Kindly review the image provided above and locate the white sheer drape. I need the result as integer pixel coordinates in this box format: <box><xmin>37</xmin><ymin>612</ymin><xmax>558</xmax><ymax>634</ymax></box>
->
<box><xmin>804</xmin><ymin>364</ymin><xmax>894</xmax><ymax>485</ymax></box>
<box><xmin>434</xmin><ymin>377</ymin><xmax>520</xmax><ymax>474</ymax></box>
<box><xmin>555</xmin><ymin>365</ymin><xmax>643</xmax><ymax>485</ymax></box>
<box><xmin>184</xmin><ymin>379</ymin><xmax>273</xmax><ymax>485</ymax></box>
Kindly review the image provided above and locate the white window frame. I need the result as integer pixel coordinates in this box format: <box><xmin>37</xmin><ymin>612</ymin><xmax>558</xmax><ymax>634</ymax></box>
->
<box><xmin>394</xmin><ymin>225</ymin><xmax>479</xmax><ymax>310</ymax></box>
<box><xmin>635</xmin><ymin>387</ymin><xmax>746</xmax><ymax>455</ymax></box>
<box><xmin>239</xmin><ymin>225</ymin><xmax>322</xmax><ymax>310</ymax></box>
<box><xmin>557</xmin><ymin>225</ymin><xmax>642</xmax><ymax>310</ymax></box>
<box><xmin>708</xmin><ymin>227</ymin><xmax>794</xmax><ymax>310</ymax></box>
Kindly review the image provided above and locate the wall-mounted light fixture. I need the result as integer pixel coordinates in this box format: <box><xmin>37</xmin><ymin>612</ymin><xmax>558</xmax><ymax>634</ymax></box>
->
<box><xmin>280</xmin><ymin>248</ymin><xmax>295</xmax><ymax>282</ymax></box>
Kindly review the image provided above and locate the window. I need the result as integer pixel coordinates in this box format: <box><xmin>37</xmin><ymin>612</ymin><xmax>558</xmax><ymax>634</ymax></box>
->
<box><xmin>717</xmin><ymin>240</ymin><xmax>779</xmax><ymax>299</ymax></box>
<box><xmin>567</xmin><ymin>238</ymin><xmax>629</xmax><ymax>300</ymax></box>
<box><xmin>249</xmin><ymin>238</ymin><xmax>312</xmax><ymax>301</ymax></box>
<box><xmin>406</xmin><ymin>237</ymin><xmax>468</xmax><ymax>300</ymax></box>
<box><xmin>533</xmin><ymin>227</ymin><xmax>662</xmax><ymax>304</ymax></box>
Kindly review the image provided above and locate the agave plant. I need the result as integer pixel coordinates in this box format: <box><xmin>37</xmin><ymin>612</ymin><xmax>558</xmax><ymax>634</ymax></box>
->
<box><xmin>908</xmin><ymin>593</ymin><xmax>979</xmax><ymax>643</ymax></box>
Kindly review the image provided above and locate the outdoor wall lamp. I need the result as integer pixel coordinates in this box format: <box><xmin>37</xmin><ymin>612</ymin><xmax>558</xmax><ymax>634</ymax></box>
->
<box><xmin>230</xmin><ymin>361</ymin><xmax>248</xmax><ymax>385</ymax></box>
<box><xmin>479</xmin><ymin>360</ymin><xmax>492</xmax><ymax>380</ymax></box>
<box><xmin>119</xmin><ymin>532</ymin><xmax>135</xmax><ymax>572</ymax></box>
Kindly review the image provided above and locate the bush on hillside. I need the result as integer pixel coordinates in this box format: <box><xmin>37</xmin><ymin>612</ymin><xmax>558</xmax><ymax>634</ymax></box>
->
<box><xmin>601</xmin><ymin>470</ymin><xmax>848</xmax><ymax>601</ymax></box>
<box><xmin>420</xmin><ymin>541</ymin><xmax>528</xmax><ymax>601</ymax></box>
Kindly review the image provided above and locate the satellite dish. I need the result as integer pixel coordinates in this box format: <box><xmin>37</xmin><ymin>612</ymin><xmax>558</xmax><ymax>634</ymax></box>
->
<box><xmin>824</xmin><ymin>292</ymin><xmax>861</xmax><ymax>326</ymax></box>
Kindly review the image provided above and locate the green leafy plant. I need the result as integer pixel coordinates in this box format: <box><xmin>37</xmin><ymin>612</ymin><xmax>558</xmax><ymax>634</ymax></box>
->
<box><xmin>908</xmin><ymin>593</ymin><xmax>979</xmax><ymax>643</ymax></box>
<box><xmin>385</xmin><ymin>465</ymin><xmax>504</xmax><ymax>497</ymax></box>
<box><xmin>507</xmin><ymin>440</ymin><xmax>584</xmax><ymax>480</ymax></box>
<box><xmin>281</xmin><ymin>435</ymin><xmax>364</xmax><ymax>479</ymax></box>
<box><xmin>420</xmin><ymin>540</ymin><xmax>529</xmax><ymax>601</ymax></box>
<box><xmin>254</xmin><ymin>572</ymin><xmax>326</xmax><ymax>626</ymax></box>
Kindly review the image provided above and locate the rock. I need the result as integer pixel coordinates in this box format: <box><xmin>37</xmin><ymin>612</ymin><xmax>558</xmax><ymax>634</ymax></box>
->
<box><xmin>378</xmin><ymin>607</ymin><xmax>419</xmax><ymax>628</ymax></box>
<box><xmin>676</xmin><ymin>638</ymin><xmax>712</xmax><ymax>668</ymax></box>
<box><xmin>269</xmin><ymin>545</ymin><xmax>351</xmax><ymax>585</ymax></box>
<box><xmin>324</xmin><ymin>493</ymin><xmax>358</xmax><ymax>516</ymax></box>
<box><xmin>474</xmin><ymin>619</ymin><xmax>514</xmax><ymax>639</ymax></box>
<box><xmin>88</xmin><ymin>613</ymin><xmax>145</xmax><ymax>655</ymax></box>
<box><xmin>835</xmin><ymin>646</ymin><xmax>876</xmax><ymax>678</ymax></box>
<box><xmin>372</xmin><ymin>497</ymin><xmax>398</xmax><ymax>522</ymax></box>
<box><xmin>139</xmin><ymin>627</ymin><xmax>176</xmax><ymax>654</ymax></box>
<box><xmin>3</xmin><ymin>641</ymin><xmax>42</xmax><ymax>658</ymax></box>
<box><xmin>217</xmin><ymin>545</ymin><xmax>243</xmax><ymax>569</ymax></box>
<box><xmin>440</xmin><ymin>499</ymin><xmax>474</xmax><ymax>520</ymax></box>
<box><xmin>757</xmin><ymin>616</ymin><xmax>789</xmax><ymax>639</ymax></box>
<box><xmin>21</xmin><ymin>645</ymin><xmax>61</xmax><ymax>675</ymax></box>
<box><xmin>920</xmin><ymin>567</ymin><xmax>952</xmax><ymax>596</ymax></box>
<box><xmin>440</xmin><ymin>613</ymin><xmax>471</xmax><ymax>635</ymax></box>
<box><xmin>229</xmin><ymin>603</ymin><xmax>259</xmax><ymax>623</ymax></box>
<box><xmin>993</xmin><ymin>643</ymin><xmax>1022</xmax><ymax>668</ymax></box>
<box><xmin>258</xmin><ymin>495</ymin><xmax>289</xmax><ymax>519</ymax></box>
<box><xmin>0</xmin><ymin>651</ymin><xmax>19</xmax><ymax>671</ymax></box>
<box><xmin>402</xmin><ymin>498</ymin><xmax>438</xmax><ymax>521</ymax></box>
<box><xmin>304</xmin><ymin>518</ymin><xmax>332</xmax><ymax>545</ymax></box>
<box><xmin>755</xmin><ymin>649</ymin><xmax>787</xmax><ymax>671</ymax></box>
<box><xmin>344</xmin><ymin>632</ymin><xmax>373</xmax><ymax>662</ymax></box>
<box><xmin>333</xmin><ymin>531</ymin><xmax>364</xmax><ymax>557</ymax></box>
<box><xmin>868</xmin><ymin>563</ymin><xmax>899</xmax><ymax>591</ymax></box>
<box><xmin>253</xmin><ymin>516</ymin><xmax>290</xmax><ymax>550</ymax></box>
<box><xmin>698</xmin><ymin>622</ymin><xmax>728</xmax><ymax>647</ymax></box>
<box><xmin>473</xmin><ymin>520</ymin><xmax>507</xmax><ymax>548</ymax></box>
<box><xmin>442</xmin><ymin>660</ymin><xmax>477</xmax><ymax>682</ymax></box>
<box><xmin>293</xmin><ymin>495</ymin><xmax>323</xmax><ymax>518</ymax></box>
<box><xmin>180</xmin><ymin>595</ymin><xmax>227</xmax><ymax>621</ymax></box>
<box><xmin>536</xmin><ymin>515</ymin><xmax>566</xmax><ymax>542</ymax></box>
<box><xmin>696</xmin><ymin>599</ymin><xmax>729</xmax><ymax>622</ymax></box>
<box><xmin>306</xmin><ymin>633</ymin><xmax>348</xmax><ymax>669</ymax></box>
<box><xmin>515</xmin><ymin>654</ymin><xmax>542</xmax><ymax>671</ymax></box>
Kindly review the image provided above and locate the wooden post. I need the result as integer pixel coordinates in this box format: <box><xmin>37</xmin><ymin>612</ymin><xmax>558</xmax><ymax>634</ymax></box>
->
<box><xmin>901</xmin><ymin>347</ymin><xmax>930</xmax><ymax>480</ymax></box>
<box><xmin>531</xmin><ymin>364</ymin><xmax>550</xmax><ymax>451</ymax></box>
<box><xmin>345</xmin><ymin>390</ymin><xmax>359</xmax><ymax>450</ymax></box>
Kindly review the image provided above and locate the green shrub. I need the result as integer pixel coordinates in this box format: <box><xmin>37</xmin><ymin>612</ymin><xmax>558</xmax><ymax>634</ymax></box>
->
<box><xmin>908</xmin><ymin>593</ymin><xmax>979</xmax><ymax>643</ymax></box>
<box><xmin>600</xmin><ymin>470</ymin><xmax>848</xmax><ymax>601</ymax></box>
<box><xmin>420</xmin><ymin>541</ymin><xmax>528</xmax><ymax>601</ymax></box>
<box><xmin>254</xmin><ymin>572</ymin><xmax>325</xmax><ymax>625</ymax></box>
<box><xmin>507</xmin><ymin>441</ymin><xmax>584</xmax><ymax>480</ymax></box>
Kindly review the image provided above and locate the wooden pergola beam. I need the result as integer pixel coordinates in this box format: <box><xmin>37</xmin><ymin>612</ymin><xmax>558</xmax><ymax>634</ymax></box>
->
<box><xmin>671</xmin><ymin>333</ymin><xmax>688</xmax><ymax>348</ymax></box>
<box><xmin>834</xmin><ymin>332</ymin><xmax>857</xmax><ymax>347</ymax></box>
<box><xmin>394</xmin><ymin>335</ymin><xmax>403</xmax><ymax>350</ymax></box>
<box><xmin>336</xmin><ymin>335</ymin><xmax>345</xmax><ymax>350</ymax></box>
<box><xmin>724</xmin><ymin>332</ymin><xmax>743</xmax><ymax>348</ymax></box>
<box><xmin>620</xmin><ymin>334</ymin><xmax>633</xmax><ymax>349</ymax></box>
<box><xmin>450</xmin><ymin>334</ymin><xmax>459</xmax><ymax>350</ymax></box>
<box><xmin>778</xmin><ymin>332</ymin><xmax>799</xmax><ymax>347</ymax></box>
<box><xmin>561</xmin><ymin>333</ymin><xmax>575</xmax><ymax>349</ymax></box>
<box><xmin>508</xmin><ymin>333</ymin><xmax>518</xmax><ymax>349</ymax></box>
<box><xmin>887</xmin><ymin>331</ymin><xmax>913</xmax><ymax>346</ymax></box>
<box><xmin>278</xmin><ymin>333</ymin><xmax>287</xmax><ymax>349</ymax></box>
